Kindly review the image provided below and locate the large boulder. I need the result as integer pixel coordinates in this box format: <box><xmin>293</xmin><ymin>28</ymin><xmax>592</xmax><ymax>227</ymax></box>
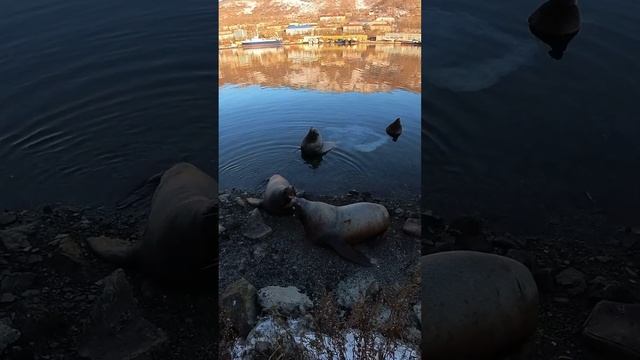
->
<box><xmin>78</xmin><ymin>269</ymin><xmax>166</xmax><ymax>360</ymax></box>
<box><xmin>421</xmin><ymin>251</ymin><xmax>539</xmax><ymax>360</ymax></box>
<box><xmin>220</xmin><ymin>278</ymin><xmax>259</xmax><ymax>337</ymax></box>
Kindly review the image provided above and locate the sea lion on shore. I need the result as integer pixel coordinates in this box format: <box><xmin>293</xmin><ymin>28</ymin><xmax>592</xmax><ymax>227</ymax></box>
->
<box><xmin>300</xmin><ymin>127</ymin><xmax>335</xmax><ymax>159</ymax></box>
<box><xmin>87</xmin><ymin>162</ymin><xmax>217</xmax><ymax>283</ymax></box>
<box><xmin>421</xmin><ymin>251</ymin><xmax>539</xmax><ymax>360</ymax></box>
<box><xmin>292</xmin><ymin>197</ymin><xmax>390</xmax><ymax>266</ymax></box>
<box><xmin>246</xmin><ymin>174</ymin><xmax>296</xmax><ymax>216</ymax></box>
<box><xmin>385</xmin><ymin>118</ymin><xmax>402</xmax><ymax>141</ymax></box>
<box><xmin>529</xmin><ymin>0</ymin><xmax>581</xmax><ymax>59</ymax></box>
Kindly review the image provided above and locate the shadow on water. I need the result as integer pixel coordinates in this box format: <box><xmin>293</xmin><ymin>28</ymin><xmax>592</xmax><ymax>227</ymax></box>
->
<box><xmin>528</xmin><ymin>0</ymin><xmax>581</xmax><ymax>60</ymax></box>
<box><xmin>424</xmin><ymin>0</ymin><xmax>640</xmax><ymax>232</ymax></box>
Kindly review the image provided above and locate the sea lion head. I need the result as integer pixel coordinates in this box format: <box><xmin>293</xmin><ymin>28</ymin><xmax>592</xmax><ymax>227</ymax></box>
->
<box><xmin>281</xmin><ymin>185</ymin><xmax>297</xmax><ymax>209</ymax></box>
<box><xmin>305</xmin><ymin>127</ymin><xmax>320</xmax><ymax>141</ymax></box>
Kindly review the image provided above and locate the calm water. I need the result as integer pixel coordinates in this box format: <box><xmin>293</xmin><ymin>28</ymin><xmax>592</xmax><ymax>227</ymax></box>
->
<box><xmin>0</xmin><ymin>0</ymin><xmax>216</xmax><ymax>208</ymax></box>
<box><xmin>218</xmin><ymin>45</ymin><xmax>421</xmax><ymax>199</ymax></box>
<box><xmin>424</xmin><ymin>0</ymin><xmax>640</xmax><ymax>231</ymax></box>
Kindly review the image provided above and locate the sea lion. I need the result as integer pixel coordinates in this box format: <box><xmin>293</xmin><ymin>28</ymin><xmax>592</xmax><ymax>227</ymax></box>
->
<box><xmin>246</xmin><ymin>174</ymin><xmax>296</xmax><ymax>216</ymax></box>
<box><xmin>421</xmin><ymin>251</ymin><xmax>539</xmax><ymax>360</ymax></box>
<box><xmin>300</xmin><ymin>127</ymin><xmax>335</xmax><ymax>159</ymax></box>
<box><xmin>529</xmin><ymin>0</ymin><xmax>581</xmax><ymax>59</ymax></box>
<box><xmin>292</xmin><ymin>197</ymin><xmax>390</xmax><ymax>266</ymax></box>
<box><xmin>385</xmin><ymin>118</ymin><xmax>402</xmax><ymax>141</ymax></box>
<box><xmin>87</xmin><ymin>162</ymin><xmax>217</xmax><ymax>283</ymax></box>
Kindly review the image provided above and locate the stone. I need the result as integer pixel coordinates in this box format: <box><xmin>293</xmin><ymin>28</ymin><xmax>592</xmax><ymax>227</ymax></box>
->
<box><xmin>26</xmin><ymin>254</ymin><xmax>43</xmax><ymax>264</ymax></box>
<box><xmin>0</xmin><ymin>212</ymin><xmax>17</xmax><ymax>227</ymax></box>
<box><xmin>79</xmin><ymin>269</ymin><xmax>166</xmax><ymax>360</ymax></box>
<box><xmin>402</xmin><ymin>218</ymin><xmax>421</xmax><ymax>238</ymax></box>
<box><xmin>219</xmin><ymin>224</ymin><xmax>226</xmax><ymax>235</ymax></box>
<box><xmin>413</xmin><ymin>303</ymin><xmax>421</xmax><ymax>328</ymax></box>
<box><xmin>421</xmin><ymin>251</ymin><xmax>538</xmax><ymax>360</ymax></box>
<box><xmin>1</xmin><ymin>272</ymin><xmax>36</xmax><ymax>294</ymax></box>
<box><xmin>220</xmin><ymin>278</ymin><xmax>258</xmax><ymax>337</ymax></box>
<box><xmin>0</xmin><ymin>318</ymin><xmax>21</xmax><ymax>353</ymax></box>
<box><xmin>0</xmin><ymin>228</ymin><xmax>31</xmax><ymax>252</ymax></box>
<box><xmin>52</xmin><ymin>236</ymin><xmax>86</xmax><ymax>272</ymax></box>
<box><xmin>242</xmin><ymin>209</ymin><xmax>272</xmax><ymax>240</ymax></box>
<box><xmin>555</xmin><ymin>267</ymin><xmax>587</xmax><ymax>296</ymax></box>
<box><xmin>583</xmin><ymin>301</ymin><xmax>640</xmax><ymax>358</ymax></box>
<box><xmin>335</xmin><ymin>273</ymin><xmax>380</xmax><ymax>309</ymax></box>
<box><xmin>588</xmin><ymin>277</ymin><xmax>637</xmax><ymax>303</ymax></box>
<box><xmin>0</xmin><ymin>293</ymin><xmax>16</xmax><ymax>303</ymax></box>
<box><xmin>375</xmin><ymin>306</ymin><xmax>392</xmax><ymax>327</ymax></box>
<box><xmin>258</xmin><ymin>286</ymin><xmax>313</xmax><ymax>315</ymax></box>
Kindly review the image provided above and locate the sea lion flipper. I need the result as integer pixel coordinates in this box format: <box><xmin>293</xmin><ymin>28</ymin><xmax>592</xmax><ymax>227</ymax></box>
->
<box><xmin>322</xmin><ymin>235</ymin><xmax>372</xmax><ymax>267</ymax></box>
<box><xmin>322</xmin><ymin>142</ymin><xmax>336</xmax><ymax>154</ymax></box>
<box><xmin>246</xmin><ymin>198</ymin><xmax>263</xmax><ymax>207</ymax></box>
<box><xmin>86</xmin><ymin>236</ymin><xmax>137</xmax><ymax>266</ymax></box>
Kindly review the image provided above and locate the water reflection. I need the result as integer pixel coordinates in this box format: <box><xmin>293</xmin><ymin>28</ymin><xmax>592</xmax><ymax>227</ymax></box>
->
<box><xmin>219</xmin><ymin>44</ymin><xmax>421</xmax><ymax>93</ymax></box>
<box><xmin>528</xmin><ymin>0</ymin><xmax>581</xmax><ymax>59</ymax></box>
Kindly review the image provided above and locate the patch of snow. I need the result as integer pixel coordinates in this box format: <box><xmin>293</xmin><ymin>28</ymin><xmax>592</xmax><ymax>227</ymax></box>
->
<box><xmin>229</xmin><ymin>316</ymin><xmax>419</xmax><ymax>360</ymax></box>
<box><xmin>241</xmin><ymin>1</ymin><xmax>258</xmax><ymax>14</ymax></box>
<box><xmin>272</xmin><ymin>0</ymin><xmax>321</xmax><ymax>13</ymax></box>
<box><xmin>355</xmin><ymin>0</ymin><xmax>368</xmax><ymax>10</ymax></box>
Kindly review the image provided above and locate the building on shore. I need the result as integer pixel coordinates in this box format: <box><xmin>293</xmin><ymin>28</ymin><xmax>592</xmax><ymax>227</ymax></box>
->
<box><xmin>233</xmin><ymin>29</ymin><xmax>247</xmax><ymax>40</ymax></box>
<box><xmin>375</xmin><ymin>16</ymin><xmax>395</xmax><ymax>23</ymax></box>
<box><xmin>381</xmin><ymin>32</ymin><xmax>422</xmax><ymax>42</ymax></box>
<box><xmin>366</xmin><ymin>21</ymin><xmax>393</xmax><ymax>33</ymax></box>
<box><xmin>342</xmin><ymin>22</ymin><xmax>365</xmax><ymax>34</ymax></box>
<box><xmin>285</xmin><ymin>24</ymin><xmax>316</xmax><ymax>35</ymax></box>
<box><xmin>314</xmin><ymin>25</ymin><xmax>341</xmax><ymax>35</ymax></box>
<box><xmin>319</xmin><ymin>15</ymin><xmax>346</xmax><ymax>23</ymax></box>
<box><xmin>219</xmin><ymin>30</ymin><xmax>235</xmax><ymax>42</ymax></box>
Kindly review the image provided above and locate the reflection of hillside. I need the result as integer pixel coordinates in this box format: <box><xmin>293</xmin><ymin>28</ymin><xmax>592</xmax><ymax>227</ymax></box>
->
<box><xmin>218</xmin><ymin>44</ymin><xmax>421</xmax><ymax>93</ymax></box>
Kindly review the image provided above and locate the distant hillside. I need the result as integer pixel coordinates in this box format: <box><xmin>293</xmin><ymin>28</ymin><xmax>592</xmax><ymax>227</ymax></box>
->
<box><xmin>219</xmin><ymin>0</ymin><xmax>420</xmax><ymax>27</ymax></box>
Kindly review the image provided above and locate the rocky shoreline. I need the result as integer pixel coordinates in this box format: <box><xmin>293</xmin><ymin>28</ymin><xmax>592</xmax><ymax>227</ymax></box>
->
<box><xmin>218</xmin><ymin>188</ymin><xmax>422</xmax><ymax>359</ymax></box>
<box><xmin>0</xmin><ymin>203</ymin><xmax>217</xmax><ymax>360</ymax></box>
<box><xmin>423</xmin><ymin>209</ymin><xmax>640</xmax><ymax>359</ymax></box>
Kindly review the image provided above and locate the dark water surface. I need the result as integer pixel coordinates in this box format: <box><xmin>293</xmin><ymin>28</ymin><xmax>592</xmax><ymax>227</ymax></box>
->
<box><xmin>424</xmin><ymin>0</ymin><xmax>640</xmax><ymax>232</ymax></box>
<box><xmin>0</xmin><ymin>0</ymin><xmax>217</xmax><ymax>208</ymax></box>
<box><xmin>218</xmin><ymin>45</ymin><xmax>421</xmax><ymax>200</ymax></box>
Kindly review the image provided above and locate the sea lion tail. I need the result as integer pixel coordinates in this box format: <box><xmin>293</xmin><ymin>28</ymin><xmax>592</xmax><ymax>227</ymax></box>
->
<box><xmin>321</xmin><ymin>234</ymin><xmax>373</xmax><ymax>267</ymax></box>
<box><xmin>86</xmin><ymin>236</ymin><xmax>137</xmax><ymax>266</ymax></box>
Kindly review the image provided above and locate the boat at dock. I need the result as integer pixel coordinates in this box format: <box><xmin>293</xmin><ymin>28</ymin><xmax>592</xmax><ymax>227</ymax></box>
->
<box><xmin>241</xmin><ymin>37</ymin><xmax>283</xmax><ymax>48</ymax></box>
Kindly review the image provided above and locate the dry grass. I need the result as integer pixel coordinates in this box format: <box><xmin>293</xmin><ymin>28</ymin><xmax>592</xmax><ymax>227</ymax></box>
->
<box><xmin>219</xmin><ymin>283</ymin><xmax>420</xmax><ymax>360</ymax></box>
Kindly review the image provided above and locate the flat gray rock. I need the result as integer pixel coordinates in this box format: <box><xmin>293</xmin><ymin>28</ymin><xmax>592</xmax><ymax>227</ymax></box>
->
<box><xmin>78</xmin><ymin>269</ymin><xmax>166</xmax><ymax>360</ymax></box>
<box><xmin>335</xmin><ymin>272</ymin><xmax>379</xmax><ymax>309</ymax></box>
<box><xmin>242</xmin><ymin>209</ymin><xmax>272</xmax><ymax>240</ymax></box>
<box><xmin>258</xmin><ymin>286</ymin><xmax>313</xmax><ymax>315</ymax></box>
<box><xmin>402</xmin><ymin>218</ymin><xmax>421</xmax><ymax>238</ymax></box>
<box><xmin>555</xmin><ymin>267</ymin><xmax>587</xmax><ymax>296</ymax></box>
<box><xmin>583</xmin><ymin>301</ymin><xmax>640</xmax><ymax>358</ymax></box>
<box><xmin>0</xmin><ymin>318</ymin><xmax>21</xmax><ymax>353</ymax></box>
<box><xmin>0</xmin><ymin>228</ymin><xmax>31</xmax><ymax>252</ymax></box>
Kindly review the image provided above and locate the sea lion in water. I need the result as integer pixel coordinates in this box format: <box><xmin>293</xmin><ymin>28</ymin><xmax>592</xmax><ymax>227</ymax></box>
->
<box><xmin>422</xmin><ymin>251</ymin><xmax>539</xmax><ymax>359</ymax></box>
<box><xmin>87</xmin><ymin>162</ymin><xmax>217</xmax><ymax>283</ymax></box>
<box><xmin>385</xmin><ymin>118</ymin><xmax>402</xmax><ymax>141</ymax></box>
<box><xmin>292</xmin><ymin>197</ymin><xmax>390</xmax><ymax>266</ymax></box>
<box><xmin>529</xmin><ymin>0</ymin><xmax>581</xmax><ymax>60</ymax></box>
<box><xmin>300</xmin><ymin>127</ymin><xmax>335</xmax><ymax>159</ymax></box>
<box><xmin>246</xmin><ymin>174</ymin><xmax>296</xmax><ymax>215</ymax></box>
